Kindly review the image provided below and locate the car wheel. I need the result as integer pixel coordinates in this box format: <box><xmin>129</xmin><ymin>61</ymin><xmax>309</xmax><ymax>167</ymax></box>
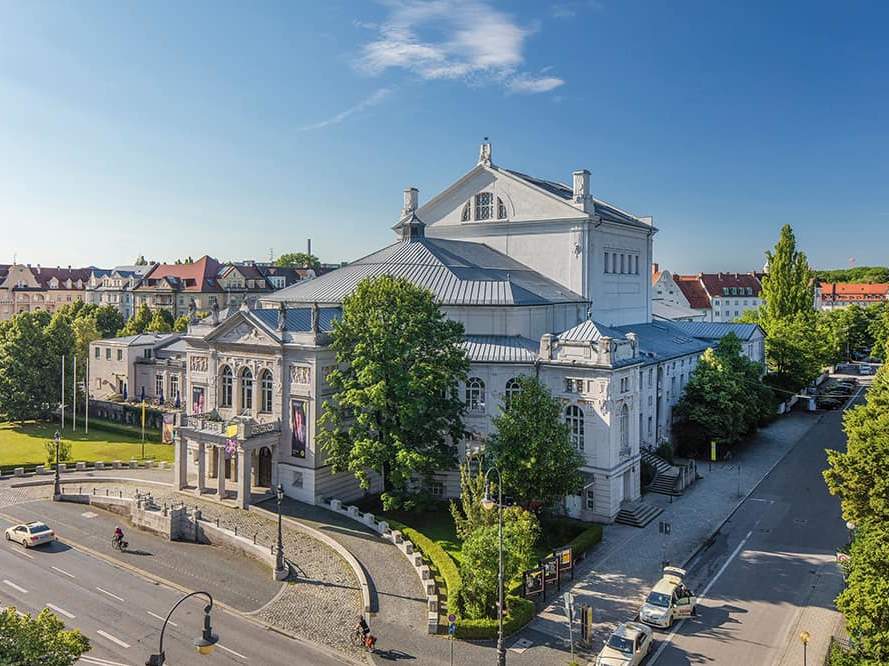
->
<box><xmin>4</xmin><ymin>532</ymin><xmax>9</xmax><ymax>541</ymax></box>
<box><xmin>21</xmin><ymin>539</ymin><xmax>29</xmax><ymax>548</ymax></box>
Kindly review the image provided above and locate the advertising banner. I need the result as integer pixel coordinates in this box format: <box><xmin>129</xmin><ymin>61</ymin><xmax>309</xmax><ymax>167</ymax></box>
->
<box><xmin>162</xmin><ymin>413</ymin><xmax>175</xmax><ymax>444</ymax></box>
<box><xmin>192</xmin><ymin>386</ymin><xmax>205</xmax><ymax>415</ymax></box>
<box><xmin>291</xmin><ymin>400</ymin><xmax>307</xmax><ymax>459</ymax></box>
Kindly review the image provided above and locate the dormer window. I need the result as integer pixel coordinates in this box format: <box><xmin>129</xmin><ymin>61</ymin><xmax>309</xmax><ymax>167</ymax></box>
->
<box><xmin>475</xmin><ymin>192</ymin><xmax>493</xmax><ymax>220</ymax></box>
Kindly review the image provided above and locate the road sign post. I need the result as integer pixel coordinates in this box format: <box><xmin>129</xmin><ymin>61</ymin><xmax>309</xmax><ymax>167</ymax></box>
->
<box><xmin>563</xmin><ymin>592</ymin><xmax>575</xmax><ymax>664</ymax></box>
<box><xmin>447</xmin><ymin>613</ymin><xmax>457</xmax><ymax>666</ymax></box>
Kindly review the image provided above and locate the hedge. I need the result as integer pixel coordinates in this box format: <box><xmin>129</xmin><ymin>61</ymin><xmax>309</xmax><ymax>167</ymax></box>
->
<box><xmin>397</xmin><ymin>523</ymin><xmax>463</xmax><ymax>616</ymax></box>
<box><xmin>569</xmin><ymin>523</ymin><xmax>603</xmax><ymax>559</ymax></box>
<box><xmin>84</xmin><ymin>417</ymin><xmax>162</xmax><ymax>442</ymax></box>
<box><xmin>455</xmin><ymin>596</ymin><xmax>535</xmax><ymax>640</ymax></box>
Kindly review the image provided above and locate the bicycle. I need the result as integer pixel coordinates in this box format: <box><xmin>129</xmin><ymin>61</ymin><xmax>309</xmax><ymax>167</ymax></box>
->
<box><xmin>111</xmin><ymin>536</ymin><xmax>128</xmax><ymax>552</ymax></box>
<box><xmin>351</xmin><ymin>629</ymin><xmax>376</xmax><ymax>652</ymax></box>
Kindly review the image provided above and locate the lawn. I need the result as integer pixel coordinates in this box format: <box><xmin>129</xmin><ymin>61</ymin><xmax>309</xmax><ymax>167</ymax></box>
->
<box><xmin>0</xmin><ymin>421</ymin><xmax>174</xmax><ymax>469</ymax></box>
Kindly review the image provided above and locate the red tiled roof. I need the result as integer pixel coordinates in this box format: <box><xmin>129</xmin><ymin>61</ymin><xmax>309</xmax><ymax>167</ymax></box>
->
<box><xmin>674</xmin><ymin>276</ymin><xmax>711</xmax><ymax>310</ymax></box>
<box><xmin>821</xmin><ymin>282</ymin><xmax>889</xmax><ymax>302</ymax></box>
<box><xmin>698</xmin><ymin>272</ymin><xmax>763</xmax><ymax>298</ymax></box>
<box><xmin>32</xmin><ymin>266</ymin><xmax>93</xmax><ymax>289</ymax></box>
<box><xmin>136</xmin><ymin>256</ymin><xmax>222</xmax><ymax>292</ymax></box>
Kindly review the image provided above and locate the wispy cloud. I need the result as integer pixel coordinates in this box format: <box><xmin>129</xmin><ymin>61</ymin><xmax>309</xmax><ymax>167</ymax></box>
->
<box><xmin>356</xmin><ymin>1</ymin><xmax>564</xmax><ymax>94</ymax></box>
<box><xmin>298</xmin><ymin>88</ymin><xmax>392</xmax><ymax>131</ymax></box>
<box><xmin>551</xmin><ymin>1</ymin><xmax>604</xmax><ymax>19</ymax></box>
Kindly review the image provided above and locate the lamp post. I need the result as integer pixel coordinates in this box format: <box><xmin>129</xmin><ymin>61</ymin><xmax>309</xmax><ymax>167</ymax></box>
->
<box><xmin>274</xmin><ymin>483</ymin><xmax>286</xmax><ymax>580</ymax></box>
<box><xmin>799</xmin><ymin>630</ymin><xmax>810</xmax><ymax>666</ymax></box>
<box><xmin>146</xmin><ymin>590</ymin><xmax>217</xmax><ymax>665</ymax></box>
<box><xmin>481</xmin><ymin>465</ymin><xmax>506</xmax><ymax>666</ymax></box>
<box><xmin>52</xmin><ymin>431</ymin><xmax>62</xmax><ymax>500</ymax></box>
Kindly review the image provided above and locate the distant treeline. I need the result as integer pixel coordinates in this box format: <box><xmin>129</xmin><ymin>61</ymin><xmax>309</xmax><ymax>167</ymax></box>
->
<box><xmin>815</xmin><ymin>266</ymin><xmax>889</xmax><ymax>284</ymax></box>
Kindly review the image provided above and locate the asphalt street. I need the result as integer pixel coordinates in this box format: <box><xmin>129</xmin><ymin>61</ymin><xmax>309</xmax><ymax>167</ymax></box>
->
<box><xmin>0</xmin><ymin>512</ymin><xmax>356</xmax><ymax>665</ymax></box>
<box><xmin>646</xmin><ymin>388</ymin><xmax>861</xmax><ymax>666</ymax></box>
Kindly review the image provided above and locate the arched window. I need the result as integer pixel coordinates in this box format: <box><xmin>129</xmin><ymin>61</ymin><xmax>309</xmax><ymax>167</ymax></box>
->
<box><xmin>565</xmin><ymin>405</ymin><xmax>585</xmax><ymax>451</ymax></box>
<box><xmin>504</xmin><ymin>377</ymin><xmax>522</xmax><ymax>410</ymax></box>
<box><xmin>497</xmin><ymin>197</ymin><xmax>507</xmax><ymax>220</ymax></box>
<box><xmin>474</xmin><ymin>193</ymin><xmax>493</xmax><ymax>221</ymax></box>
<box><xmin>620</xmin><ymin>403</ymin><xmax>630</xmax><ymax>450</ymax></box>
<box><xmin>240</xmin><ymin>368</ymin><xmax>254</xmax><ymax>412</ymax></box>
<box><xmin>260</xmin><ymin>369</ymin><xmax>273</xmax><ymax>413</ymax></box>
<box><xmin>465</xmin><ymin>377</ymin><xmax>486</xmax><ymax>413</ymax></box>
<box><xmin>220</xmin><ymin>366</ymin><xmax>233</xmax><ymax>408</ymax></box>
<box><xmin>461</xmin><ymin>201</ymin><xmax>471</xmax><ymax>222</ymax></box>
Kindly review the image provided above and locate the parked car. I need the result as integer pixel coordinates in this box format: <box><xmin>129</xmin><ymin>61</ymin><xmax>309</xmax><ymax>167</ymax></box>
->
<box><xmin>639</xmin><ymin>566</ymin><xmax>696</xmax><ymax>628</ymax></box>
<box><xmin>5</xmin><ymin>521</ymin><xmax>55</xmax><ymax>548</ymax></box>
<box><xmin>595</xmin><ymin>622</ymin><xmax>653</xmax><ymax>666</ymax></box>
<box><xmin>860</xmin><ymin>365</ymin><xmax>875</xmax><ymax>376</ymax></box>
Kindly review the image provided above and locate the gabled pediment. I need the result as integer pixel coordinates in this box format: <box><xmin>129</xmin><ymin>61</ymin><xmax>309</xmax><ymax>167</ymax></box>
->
<box><xmin>206</xmin><ymin>312</ymin><xmax>279</xmax><ymax>346</ymax></box>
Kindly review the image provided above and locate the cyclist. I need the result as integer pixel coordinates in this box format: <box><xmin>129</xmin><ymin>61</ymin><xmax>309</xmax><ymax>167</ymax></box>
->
<box><xmin>113</xmin><ymin>526</ymin><xmax>124</xmax><ymax>548</ymax></box>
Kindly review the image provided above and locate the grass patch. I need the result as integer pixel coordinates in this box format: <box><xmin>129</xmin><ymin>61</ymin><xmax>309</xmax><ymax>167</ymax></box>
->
<box><xmin>0</xmin><ymin>421</ymin><xmax>173</xmax><ymax>469</ymax></box>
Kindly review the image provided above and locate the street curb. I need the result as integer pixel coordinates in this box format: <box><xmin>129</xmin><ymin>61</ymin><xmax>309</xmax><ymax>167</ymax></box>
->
<box><xmin>681</xmin><ymin>413</ymin><xmax>825</xmax><ymax>571</ymax></box>
<box><xmin>10</xmin><ymin>476</ymin><xmax>173</xmax><ymax>489</ymax></box>
<box><xmin>0</xmin><ymin>506</ymin><xmax>363</xmax><ymax>666</ymax></box>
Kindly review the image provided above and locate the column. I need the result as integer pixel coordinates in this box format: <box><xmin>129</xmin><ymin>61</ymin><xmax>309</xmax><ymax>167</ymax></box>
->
<box><xmin>196</xmin><ymin>441</ymin><xmax>206</xmax><ymax>495</ymax></box>
<box><xmin>237</xmin><ymin>449</ymin><xmax>251</xmax><ymax>509</ymax></box>
<box><xmin>175</xmin><ymin>435</ymin><xmax>188</xmax><ymax>490</ymax></box>
<box><xmin>217</xmin><ymin>446</ymin><xmax>226</xmax><ymax>499</ymax></box>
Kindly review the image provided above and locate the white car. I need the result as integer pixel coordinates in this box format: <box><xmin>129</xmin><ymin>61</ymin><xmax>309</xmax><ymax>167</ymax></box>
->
<box><xmin>639</xmin><ymin>566</ymin><xmax>697</xmax><ymax>628</ymax></box>
<box><xmin>5</xmin><ymin>521</ymin><xmax>55</xmax><ymax>548</ymax></box>
<box><xmin>596</xmin><ymin>622</ymin><xmax>653</xmax><ymax>666</ymax></box>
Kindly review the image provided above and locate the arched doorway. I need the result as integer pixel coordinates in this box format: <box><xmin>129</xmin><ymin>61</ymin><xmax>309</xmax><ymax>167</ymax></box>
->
<box><xmin>257</xmin><ymin>447</ymin><xmax>272</xmax><ymax>487</ymax></box>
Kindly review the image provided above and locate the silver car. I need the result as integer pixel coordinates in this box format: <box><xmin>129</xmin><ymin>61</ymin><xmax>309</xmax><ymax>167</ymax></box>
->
<box><xmin>5</xmin><ymin>521</ymin><xmax>56</xmax><ymax>548</ymax></box>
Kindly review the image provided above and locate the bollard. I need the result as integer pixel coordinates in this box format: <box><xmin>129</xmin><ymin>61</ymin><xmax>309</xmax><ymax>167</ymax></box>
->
<box><xmin>234</xmin><ymin>527</ymin><xmax>238</xmax><ymax>536</ymax></box>
<box><xmin>216</xmin><ymin>517</ymin><xmax>220</xmax><ymax>527</ymax></box>
<box><xmin>119</xmin><ymin>490</ymin><xmax>123</xmax><ymax>498</ymax></box>
<box><xmin>79</xmin><ymin>486</ymin><xmax>82</xmax><ymax>494</ymax></box>
<box><xmin>253</xmin><ymin>532</ymin><xmax>257</xmax><ymax>544</ymax></box>
<box><xmin>106</xmin><ymin>489</ymin><xmax>109</xmax><ymax>497</ymax></box>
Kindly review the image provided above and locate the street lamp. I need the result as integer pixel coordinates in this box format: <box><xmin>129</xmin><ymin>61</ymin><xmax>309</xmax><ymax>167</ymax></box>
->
<box><xmin>52</xmin><ymin>431</ymin><xmax>62</xmax><ymax>500</ymax></box>
<box><xmin>146</xmin><ymin>590</ymin><xmax>217</xmax><ymax>665</ymax></box>
<box><xmin>274</xmin><ymin>483</ymin><xmax>286</xmax><ymax>580</ymax></box>
<box><xmin>799</xmin><ymin>630</ymin><xmax>810</xmax><ymax>666</ymax></box>
<box><xmin>481</xmin><ymin>465</ymin><xmax>506</xmax><ymax>666</ymax></box>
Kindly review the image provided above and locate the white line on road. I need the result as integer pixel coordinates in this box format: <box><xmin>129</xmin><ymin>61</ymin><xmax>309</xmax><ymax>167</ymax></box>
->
<box><xmin>96</xmin><ymin>629</ymin><xmax>130</xmax><ymax>649</ymax></box>
<box><xmin>7</xmin><ymin>547</ymin><xmax>34</xmax><ymax>559</ymax></box>
<box><xmin>217</xmin><ymin>643</ymin><xmax>248</xmax><ymax>660</ymax></box>
<box><xmin>2</xmin><ymin>579</ymin><xmax>28</xmax><ymax>594</ymax></box>
<box><xmin>649</xmin><ymin>530</ymin><xmax>754</xmax><ymax>665</ymax></box>
<box><xmin>843</xmin><ymin>385</ymin><xmax>865</xmax><ymax>411</ymax></box>
<box><xmin>95</xmin><ymin>587</ymin><xmax>124</xmax><ymax>602</ymax></box>
<box><xmin>147</xmin><ymin>610</ymin><xmax>177</xmax><ymax>627</ymax></box>
<box><xmin>78</xmin><ymin>657</ymin><xmax>131</xmax><ymax>666</ymax></box>
<box><xmin>51</xmin><ymin>565</ymin><xmax>76</xmax><ymax>579</ymax></box>
<box><xmin>46</xmin><ymin>603</ymin><xmax>75</xmax><ymax>619</ymax></box>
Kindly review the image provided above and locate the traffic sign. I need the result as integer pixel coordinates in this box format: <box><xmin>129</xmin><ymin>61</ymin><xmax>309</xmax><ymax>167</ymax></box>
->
<box><xmin>448</xmin><ymin>622</ymin><xmax>456</xmax><ymax>636</ymax></box>
<box><xmin>447</xmin><ymin>613</ymin><xmax>456</xmax><ymax>623</ymax></box>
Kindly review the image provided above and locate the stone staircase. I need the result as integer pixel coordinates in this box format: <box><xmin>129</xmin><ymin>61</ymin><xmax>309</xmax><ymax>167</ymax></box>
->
<box><xmin>642</xmin><ymin>450</ymin><xmax>682</xmax><ymax>497</ymax></box>
<box><xmin>615</xmin><ymin>499</ymin><xmax>663</xmax><ymax>528</ymax></box>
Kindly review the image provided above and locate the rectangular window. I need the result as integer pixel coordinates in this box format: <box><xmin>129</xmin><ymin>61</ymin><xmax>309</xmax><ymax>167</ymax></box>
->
<box><xmin>429</xmin><ymin>480</ymin><xmax>444</xmax><ymax>498</ymax></box>
<box><xmin>95</xmin><ymin>346</ymin><xmax>100</xmax><ymax>359</ymax></box>
<box><xmin>105</xmin><ymin>348</ymin><xmax>111</xmax><ymax>360</ymax></box>
<box><xmin>564</xmin><ymin>378</ymin><xmax>574</xmax><ymax>393</ymax></box>
<box><xmin>170</xmin><ymin>375</ymin><xmax>179</xmax><ymax>399</ymax></box>
<box><xmin>144</xmin><ymin>349</ymin><xmax>152</xmax><ymax>359</ymax></box>
<box><xmin>620</xmin><ymin>254</ymin><xmax>626</xmax><ymax>273</ymax></box>
<box><xmin>586</xmin><ymin>489</ymin><xmax>595</xmax><ymax>511</ymax></box>
<box><xmin>474</xmin><ymin>193</ymin><xmax>493</xmax><ymax>220</ymax></box>
<box><xmin>604</xmin><ymin>252</ymin><xmax>610</xmax><ymax>273</ymax></box>
<box><xmin>648</xmin><ymin>368</ymin><xmax>653</xmax><ymax>387</ymax></box>
<box><xmin>291</xmin><ymin>470</ymin><xmax>303</xmax><ymax>488</ymax></box>
<box><xmin>633</xmin><ymin>255</ymin><xmax>639</xmax><ymax>274</ymax></box>
<box><xmin>155</xmin><ymin>374</ymin><xmax>163</xmax><ymax>397</ymax></box>
<box><xmin>117</xmin><ymin>349</ymin><xmax>123</xmax><ymax>361</ymax></box>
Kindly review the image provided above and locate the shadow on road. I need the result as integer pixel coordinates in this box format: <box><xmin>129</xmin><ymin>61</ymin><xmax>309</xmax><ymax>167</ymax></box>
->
<box><xmin>31</xmin><ymin>541</ymin><xmax>72</xmax><ymax>554</ymax></box>
<box><xmin>372</xmin><ymin>648</ymin><xmax>416</xmax><ymax>661</ymax></box>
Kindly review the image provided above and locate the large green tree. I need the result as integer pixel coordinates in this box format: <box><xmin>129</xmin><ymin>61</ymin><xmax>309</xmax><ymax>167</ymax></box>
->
<box><xmin>119</xmin><ymin>303</ymin><xmax>153</xmax><ymax>336</ymax></box>
<box><xmin>485</xmin><ymin>376</ymin><xmax>584</xmax><ymax>509</ymax></box>
<box><xmin>317</xmin><ymin>275</ymin><xmax>469</xmax><ymax>509</ymax></box>
<box><xmin>0</xmin><ymin>313</ymin><xmax>55</xmax><ymax>423</ymax></box>
<box><xmin>0</xmin><ymin>607</ymin><xmax>90</xmax><ymax>665</ymax></box>
<box><xmin>145</xmin><ymin>308</ymin><xmax>174</xmax><ymax>333</ymax></box>
<box><xmin>275</xmin><ymin>252</ymin><xmax>320</xmax><ymax>270</ymax></box>
<box><xmin>760</xmin><ymin>224</ymin><xmax>815</xmax><ymax>323</ymax></box>
<box><xmin>93</xmin><ymin>305</ymin><xmax>126</xmax><ymax>339</ymax></box>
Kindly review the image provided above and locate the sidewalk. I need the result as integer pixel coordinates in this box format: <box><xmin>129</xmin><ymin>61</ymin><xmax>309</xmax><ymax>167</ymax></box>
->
<box><xmin>519</xmin><ymin>410</ymin><xmax>821</xmax><ymax>662</ymax></box>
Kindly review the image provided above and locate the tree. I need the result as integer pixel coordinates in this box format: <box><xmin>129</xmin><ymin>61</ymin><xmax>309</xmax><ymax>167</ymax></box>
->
<box><xmin>0</xmin><ymin>313</ymin><xmax>54</xmax><ymax>423</ymax></box>
<box><xmin>134</xmin><ymin>255</ymin><xmax>148</xmax><ymax>266</ymax></box>
<box><xmin>0</xmin><ymin>607</ymin><xmax>90</xmax><ymax>665</ymax></box>
<box><xmin>71</xmin><ymin>316</ymin><xmax>101</xmax><ymax>365</ymax></box>
<box><xmin>869</xmin><ymin>304</ymin><xmax>889</xmax><ymax>361</ymax></box>
<box><xmin>146</xmin><ymin>308</ymin><xmax>174</xmax><ymax>333</ymax></box>
<box><xmin>119</xmin><ymin>304</ymin><xmax>153</xmax><ymax>336</ymax></box>
<box><xmin>317</xmin><ymin>276</ymin><xmax>469</xmax><ymax>509</ymax></box>
<box><xmin>459</xmin><ymin>511</ymin><xmax>539</xmax><ymax>619</ymax></box>
<box><xmin>824</xmin><ymin>366</ymin><xmax>889</xmax><ymax>527</ymax></box>
<box><xmin>816</xmin><ymin>266</ymin><xmax>889</xmax><ymax>284</ymax></box>
<box><xmin>173</xmin><ymin>315</ymin><xmax>190</xmax><ymax>332</ymax></box>
<box><xmin>485</xmin><ymin>376</ymin><xmax>584</xmax><ymax>509</ymax></box>
<box><xmin>835</xmin><ymin>520</ymin><xmax>889</xmax><ymax>662</ymax></box>
<box><xmin>760</xmin><ymin>225</ymin><xmax>815</xmax><ymax>323</ymax></box>
<box><xmin>275</xmin><ymin>252</ymin><xmax>320</xmax><ymax>270</ymax></box>
<box><xmin>763</xmin><ymin>313</ymin><xmax>824</xmax><ymax>389</ymax></box>
<box><xmin>93</xmin><ymin>305</ymin><xmax>125</xmax><ymax>339</ymax></box>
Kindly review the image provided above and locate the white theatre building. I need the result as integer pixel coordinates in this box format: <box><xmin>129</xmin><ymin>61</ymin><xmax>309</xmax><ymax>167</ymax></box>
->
<box><xmin>174</xmin><ymin>144</ymin><xmax>714</xmax><ymax>524</ymax></box>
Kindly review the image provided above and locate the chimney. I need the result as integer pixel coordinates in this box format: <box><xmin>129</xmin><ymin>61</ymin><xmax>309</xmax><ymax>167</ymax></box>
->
<box><xmin>572</xmin><ymin>170</ymin><xmax>591</xmax><ymax>212</ymax></box>
<box><xmin>307</xmin><ymin>238</ymin><xmax>312</xmax><ymax>257</ymax></box>
<box><xmin>652</xmin><ymin>263</ymin><xmax>659</xmax><ymax>276</ymax></box>
<box><xmin>402</xmin><ymin>187</ymin><xmax>419</xmax><ymax>217</ymax></box>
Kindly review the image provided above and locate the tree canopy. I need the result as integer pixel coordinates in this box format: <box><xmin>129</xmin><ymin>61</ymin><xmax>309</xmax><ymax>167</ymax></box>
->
<box><xmin>275</xmin><ymin>252</ymin><xmax>320</xmax><ymax>270</ymax></box>
<box><xmin>485</xmin><ymin>376</ymin><xmax>584</xmax><ymax>509</ymax></box>
<box><xmin>317</xmin><ymin>275</ymin><xmax>469</xmax><ymax>509</ymax></box>
<box><xmin>0</xmin><ymin>607</ymin><xmax>90</xmax><ymax>666</ymax></box>
<box><xmin>815</xmin><ymin>266</ymin><xmax>889</xmax><ymax>285</ymax></box>
<box><xmin>119</xmin><ymin>303</ymin><xmax>153</xmax><ymax>336</ymax></box>
<box><xmin>760</xmin><ymin>224</ymin><xmax>816</xmax><ymax>323</ymax></box>
<box><xmin>146</xmin><ymin>308</ymin><xmax>174</xmax><ymax>333</ymax></box>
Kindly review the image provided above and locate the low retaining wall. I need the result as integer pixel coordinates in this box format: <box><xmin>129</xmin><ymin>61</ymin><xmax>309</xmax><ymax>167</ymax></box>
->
<box><xmin>1</xmin><ymin>460</ymin><xmax>169</xmax><ymax>481</ymax></box>
<box><xmin>11</xmin><ymin>477</ymin><xmax>172</xmax><ymax>490</ymax></box>
<box><xmin>320</xmin><ymin>497</ymin><xmax>440</xmax><ymax>633</ymax></box>
<box><xmin>197</xmin><ymin>519</ymin><xmax>287</xmax><ymax>580</ymax></box>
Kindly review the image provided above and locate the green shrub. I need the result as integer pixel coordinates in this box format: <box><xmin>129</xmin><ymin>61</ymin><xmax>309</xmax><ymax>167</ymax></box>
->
<box><xmin>569</xmin><ymin>523</ymin><xmax>603</xmax><ymax>559</ymax></box>
<box><xmin>44</xmin><ymin>439</ymin><xmax>71</xmax><ymax>465</ymax></box>
<box><xmin>455</xmin><ymin>596</ymin><xmax>534</xmax><ymax>639</ymax></box>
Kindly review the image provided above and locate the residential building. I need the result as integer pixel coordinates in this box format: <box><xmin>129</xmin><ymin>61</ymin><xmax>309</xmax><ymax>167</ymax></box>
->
<box><xmin>0</xmin><ymin>263</ymin><xmax>93</xmax><ymax>321</ymax></box>
<box><xmin>87</xmin><ymin>265</ymin><xmax>147</xmax><ymax>319</ymax></box>
<box><xmin>673</xmin><ymin>272</ymin><xmax>764</xmax><ymax>322</ymax></box>
<box><xmin>651</xmin><ymin>265</ymin><xmax>706</xmax><ymax>322</ymax></box>
<box><xmin>818</xmin><ymin>282</ymin><xmax>889</xmax><ymax>310</ymax></box>
<box><xmin>88</xmin><ymin>333</ymin><xmax>184</xmax><ymax>402</ymax></box>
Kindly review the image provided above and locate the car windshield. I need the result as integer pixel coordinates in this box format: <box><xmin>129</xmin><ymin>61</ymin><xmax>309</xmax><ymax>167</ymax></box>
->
<box><xmin>29</xmin><ymin>523</ymin><xmax>51</xmax><ymax>533</ymax></box>
<box><xmin>606</xmin><ymin>635</ymin><xmax>634</xmax><ymax>654</ymax></box>
<box><xmin>646</xmin><ymin>592</ymin><xmax>671</xmax><ymax>608</ymax></box>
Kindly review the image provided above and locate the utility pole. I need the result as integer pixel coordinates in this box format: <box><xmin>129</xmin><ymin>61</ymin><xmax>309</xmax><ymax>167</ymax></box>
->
<box><xmin>61</xmin><ymin>355</ymin><xmax>65</xmax><ymax>430</ymax></box>
<box><xmin>72</xmin><ymin>355</ymin><xmax>77</xmax><ymax>432</ymax></box>
<box><xmin>85</xmin><ymin>352</ymin><xmax>89</xmax><ymax>435</ymax></box>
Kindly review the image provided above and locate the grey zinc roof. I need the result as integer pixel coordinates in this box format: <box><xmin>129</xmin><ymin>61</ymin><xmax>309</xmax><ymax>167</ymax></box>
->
<box><xmin>668</xmin><ymin>321</ymin><xmax>763</xmax><ymax>342</ymax></box>
<box><xmin>102</xmin><ymin>333</ymin><xmax>179</xmax><ymax>347</ymax></box>
<box><xmin>614</xmin><ymin>322</ymin><xmax>710</xmax><ymax>363</ymax></box>
<box><xmin>264</xmin><ymin>237</ymin><xmax>585</xmax><ymax>307</ymax></box>
<box><xmin>462</xmin><ymin>335</ymin><xmax>539</xmax><ymax>363</ymax></box>
<box><xmin>557</xmin><ymin>319</ymin><xmax>626</xmax><ymax>342</ymax></box>
<box><xmin>252</xmin><ymin>306</ymin><xmax>341</xmax><ymax>333</ymax></box>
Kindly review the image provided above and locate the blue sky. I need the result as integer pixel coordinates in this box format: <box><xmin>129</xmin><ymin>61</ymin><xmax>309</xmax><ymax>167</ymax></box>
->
<box><xmin>1</xmin><ymin>0</ymin><xmax>887</xmax><ymax>273</ymax></box>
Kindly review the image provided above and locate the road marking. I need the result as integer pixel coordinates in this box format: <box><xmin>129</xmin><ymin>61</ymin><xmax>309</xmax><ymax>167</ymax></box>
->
<box><xmin>217</xmin><ymin>644</ymin><xmax>248</xmax><ymax>660</ymax></box>
<box><xmin>649</xmin><ymin>530</ymin><xmax>753</xmax><ymax>665</ymax></box>
<box><xmin>81</xmin><ymin>511</ymin><xmax>98</xmax><ymax>519</ymax></box>
<box><xmin>843</xmin><ymin>385</ymin><xmax>865</xmax><ymax>411</ymax></box>
<box><xmin>96</xmin><ymin>629</ymin><xmax>130</xmax><ymax>649</ymax></box>
<box><xmin>78</xmin><ymin>656</ymin><xmax>131</xmax><ymax>666</ymax></box>
<box><xmin>147</xmin><ymin>610</ymin><xmax>177</xmax><ymax>627</ymax></box>
<box><xmin>7</xmin><ymin>547</ymin><xmax>34</xmax><ymax>559</ymax></box>
<box><xmin>46</xmin><ymin>603</ymin><xmax>75</xmax><ymax>619</ymax></box>
<box><xmin>95</xmin><ymin>587</ymin><xmax>124</xmax><ymax>602</ymax></box>
<box><xmin>51</xmin><ymin>565</ymin><xmax>76</xmax><ymax>579</ymax></box>
<box><xmin>3</xmin><ymin>579</ymin><xmax>28</xmax><ymax>594</ymax></box>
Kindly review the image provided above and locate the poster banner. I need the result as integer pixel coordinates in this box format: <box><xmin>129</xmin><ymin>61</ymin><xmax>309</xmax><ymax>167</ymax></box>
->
<box><xmin>192</xmin><ymin>386</ymin><xmax>205</xmax><ymax>415</ymax></box>
<box><xmin>291</xmin><ymin>400</ymin><xmax>307</xmax><ymax>459</ymax></box>
<box><xmin>162</xmin><ymin>413</ymin><xmax>175</xmax><ymax>444</ymax></box>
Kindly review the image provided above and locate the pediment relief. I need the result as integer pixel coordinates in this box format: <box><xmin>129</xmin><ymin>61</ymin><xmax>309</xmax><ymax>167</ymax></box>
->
<box><xmin>216</xmin><ymin>320</ymin><xmax>276</xmax><ymax>346</ymax></box>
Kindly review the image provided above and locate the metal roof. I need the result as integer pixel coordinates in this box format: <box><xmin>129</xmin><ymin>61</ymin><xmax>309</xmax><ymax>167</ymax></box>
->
<box><xmin>97</xmin><ymin>333</ymin><xmax>179</xmax><ymax>347</ymax></box>
<box><xmin>614</xmin><ymin>322</ymin><xmax>710</xmax><ymax>362</ymax></box>
<box><xmin>462</xmin><ymin>335</ymin><xmax>539</xmax><ymax>363</ymax></box>
<box><xmin>557</xmin><ymin>319</ymin><xmax>626</xmax><ymax>342</ymax></box>
<box><xmin>668</xmin><ymin>321</ymin><xmax>763</xmax><ymax>342</ymax></box>
<box><xmin>252</xmin><ymin>306</ymin><xmax>341</xmax><ymax>333</ymax></box>
<box><xmin>264</xmin><ymin>237</ymin><xmax>585</xmax><ymax>307</ymax></box>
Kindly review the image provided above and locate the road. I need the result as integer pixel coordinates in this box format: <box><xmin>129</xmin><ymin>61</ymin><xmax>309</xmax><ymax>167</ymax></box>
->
<box><xmin>648</xmin><ymin>389</ymin><xmax>860</xmax><ymax>666</ymax></box>
<box><xmin>0</xmin><ymin>513</ymin><xmax>355</xmax><ymax>665</ymax></box>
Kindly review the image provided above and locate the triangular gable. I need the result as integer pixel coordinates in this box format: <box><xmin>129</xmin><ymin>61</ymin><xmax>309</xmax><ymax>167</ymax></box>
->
<box><xmin>205</xmin><ymin>311</ymin><xmax>281</xmax><ymax>346</ymax></box>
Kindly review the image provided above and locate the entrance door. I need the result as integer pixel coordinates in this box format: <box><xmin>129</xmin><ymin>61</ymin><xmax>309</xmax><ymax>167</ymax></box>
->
<box><xmin>622</xmin><ymin>470</ymin><xmax>633</xmax><ymax>502</ymax></box>
<box><xmin>258</xmin><ymin>447</ymin><xmax>272</xmax><ymax>487</ymax></box>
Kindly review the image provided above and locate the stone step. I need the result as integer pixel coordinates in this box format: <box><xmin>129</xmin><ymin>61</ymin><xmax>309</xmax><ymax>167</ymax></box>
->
<box><xmin>647</xmin><ymin>473</ymin><xmax>681</xmax><ymax>497</ymax></box>
<box><xmin>615</xmin><ymin>501</ymin><xmax>663</xmax><ymax>528</ymax></box>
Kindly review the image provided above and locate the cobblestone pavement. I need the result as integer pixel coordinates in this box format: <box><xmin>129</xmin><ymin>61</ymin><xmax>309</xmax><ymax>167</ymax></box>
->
<box><xmin>0</xmin><ymin>478</ymin><xmax>364</xmax><ymax>657</ymax></box>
